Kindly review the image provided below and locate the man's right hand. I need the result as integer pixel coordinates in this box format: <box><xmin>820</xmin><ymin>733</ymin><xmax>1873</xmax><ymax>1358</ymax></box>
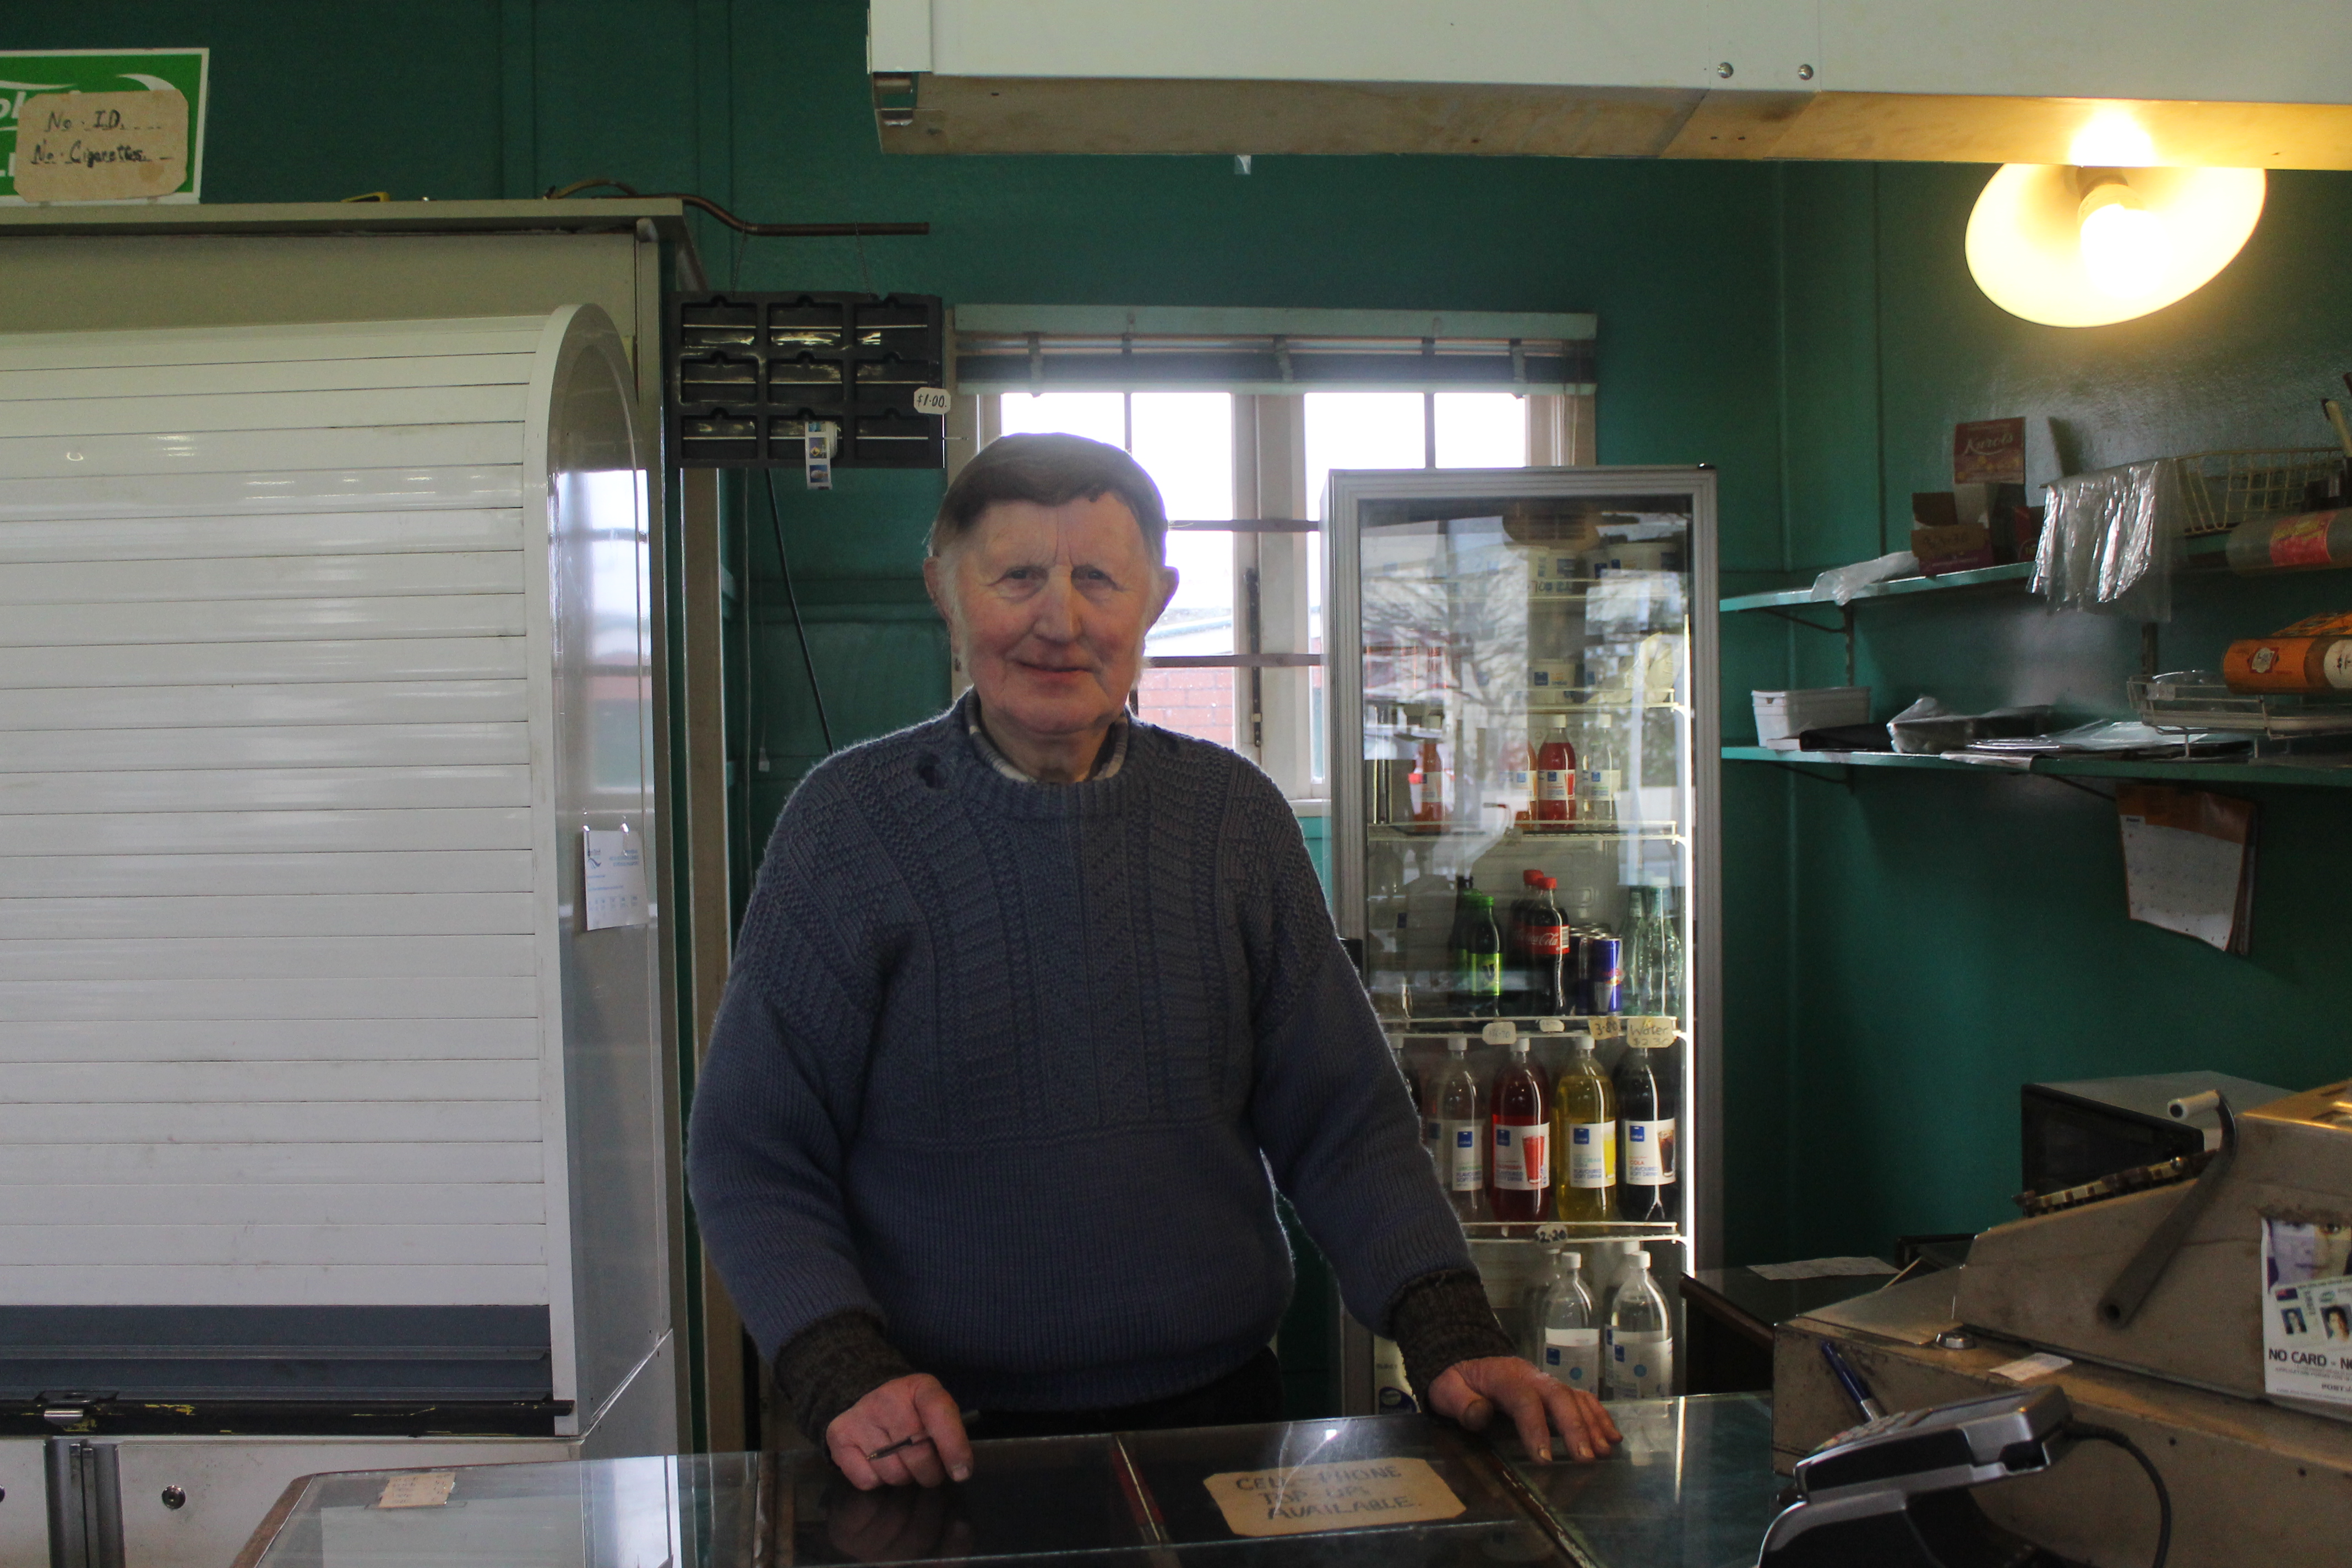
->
<box><xmin>826</xmin><ymin>1373</ymin><xmax>973</xmax><ymax>1489</ymax></box>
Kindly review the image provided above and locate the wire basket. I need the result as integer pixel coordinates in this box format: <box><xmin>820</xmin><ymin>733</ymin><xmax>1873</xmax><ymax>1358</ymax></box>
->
<box><xmin>2168</xmin><ymin>448</ymin><xmax>2346</xmax><ymax>537</ymax></box>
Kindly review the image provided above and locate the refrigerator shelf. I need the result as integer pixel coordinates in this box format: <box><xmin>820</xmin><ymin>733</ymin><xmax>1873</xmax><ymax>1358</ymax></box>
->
<box><xmin>1460</xmin><ymin>1221</ymin><xmax>1683</xmax><ymax>1242</ymax></box>
<box><xmin>1367</xmin><ymin>823</ymin><xmax>1683</xmax><ymax>841</ymax></box>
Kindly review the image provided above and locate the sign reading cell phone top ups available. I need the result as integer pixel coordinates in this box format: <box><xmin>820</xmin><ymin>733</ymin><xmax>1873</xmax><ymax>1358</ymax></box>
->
<box><xmin>1</xmin><ymin>48</ymin><xmax>208</xmax><ymax>203</ymax></box>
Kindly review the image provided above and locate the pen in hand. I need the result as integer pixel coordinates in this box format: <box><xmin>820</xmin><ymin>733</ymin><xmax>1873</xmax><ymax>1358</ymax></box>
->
<box><xmin>864</xmin><ymin>1409</ymin><xmax>981</xmax><ymax>1462</ymax></box>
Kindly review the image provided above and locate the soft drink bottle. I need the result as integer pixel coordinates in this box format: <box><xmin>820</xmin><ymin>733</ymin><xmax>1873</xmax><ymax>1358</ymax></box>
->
<box><xmin>1538</xmin><ymin>1250</ymin><xmax>1602</xmax><ymax>1395</ymax></box>
<box><xmin>1553</xmin><ymin>1029</ymin><xmax>1617</xmax><ymax>1221</ymax></box>
<box><xmin>1534</xmin><ymin>723</ymin><xmax>1577</xmax><ymax>823</ymax></box>
<box><xmin>1427</xmin><ymin>1033</ymin><xmax>1486</xmax><ymax>1221</ymax></box>
<box><xmin>1504</xmin><ymin>869</ymin><xmax>1541</xmax><ymax>1014</ymax></box>
<box><xmin>1446</xmin><ymin>878</ymin><xmax>1473</xmax><ymax>1012</ymax></box>
<box><xmin>1486</xmin><ymin>1024</ymin><xmax>1551</xmax><ymax>1221</ymax></box>
<box><xmin>1526</xmin><ymin>876</ymin><xmax>1570</xmax><ymax>1015</ymax></box>
<box><xmin>1614</xmin><ymin>1037</ymin><xmax>1678</xmax><ymax>1223</ymax></box>
<box><xmin>1457</xmin><ymin>892</ymin><xmax>1503</xmax><ymax>1017</ymax></box>
<box><xmin>1604</xmin><ymin>1250</ymin><xmax>1673</xmax><ymax>1400</ymax></box>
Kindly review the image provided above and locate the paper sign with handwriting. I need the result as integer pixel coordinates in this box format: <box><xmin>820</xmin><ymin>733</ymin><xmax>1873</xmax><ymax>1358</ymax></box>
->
<box><xmin>17</xmin><ymin>89</ymin><xmax>187</xmax><ymax>202</ymax></box>
<box><xmin>1204</xmin><ymin>1457</ymin><xmax>1462</xmax><ymax>1538</ymax></box>
<box><xmin>375</xmin><ymin>1472</ymin><xmax>456</xmax><ymax>1510</ymax></box>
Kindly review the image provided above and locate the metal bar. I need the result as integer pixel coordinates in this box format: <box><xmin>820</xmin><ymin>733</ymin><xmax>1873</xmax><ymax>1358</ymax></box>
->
<box><xmin>1168</xmin><ymin>517</ymin><xmax>1319</xmax><ymax>532</ymax></box>
<box><xmin>1461</xmin><ymin>1438</ymin><xmax>1602</xmax><ymax>1568</ymax></box>
<box><xmin>1106</xmin><ymin>1434</ymin><xmax>1183</xmax><ymax>1568</ymax></box>
<box><xmin>2099</xmin><ymin>1099</ymin><xmax>2239</xmax><ymax>1327</ymax></box>
<box><xmin>1758</xmin><ymin>758</ymin><xmax>1853</xmax><ymax>788</ymax></box>
<box><xmin>1749</xmin><ymin>605</ymin><xmax>1845</xmax><ymax>633</ymax></box>
<box><xmin>1150</xmin><ymin>652</ymin><xmax>1322</xmax><ymax>668</ymax></box>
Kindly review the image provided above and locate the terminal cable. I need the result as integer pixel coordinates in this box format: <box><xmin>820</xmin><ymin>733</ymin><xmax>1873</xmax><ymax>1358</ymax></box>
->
<box><xmin>543</xmin><ymin>177</ymin><xmax>928</xmax><ymax>237</ymax></box>
<box><xmin>2062</xmin><ymin>1421</ymin><xmax>2170</xmax><ymax>1568</ymax></box>
<box><xmin>763</xmin><ymin>471</ymin><xmax>836</xmax><ymax>756</ymax></box>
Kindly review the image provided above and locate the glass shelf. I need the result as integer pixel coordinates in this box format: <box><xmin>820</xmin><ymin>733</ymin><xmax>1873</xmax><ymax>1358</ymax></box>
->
<box><xmin>1717</xmin><ymin>560</ymin><xmax>2032</xmax><ymax>613</ymax></box>
<box><xmin>1458</xmin><ymin>1221</ymin><xmax>1683</xmax><ymax>1242</ymax></box>
<box><xmin>1721</xmin><ymin>743</ymin><xmax>2352</xmax><ymax>788</ymax></box>
<box><xmin>1366</xmin><ymin>823</ymin><xmax>1683</xmax><ymax>842</ymax></box>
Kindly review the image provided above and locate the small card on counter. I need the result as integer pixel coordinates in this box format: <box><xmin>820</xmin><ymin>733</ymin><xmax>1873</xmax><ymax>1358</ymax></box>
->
<box><xmin>1204</xmin><ymin>1457</ymin><xmax>1463</xmax><ymax>1538</ymax></box>
<box><xmin>1989</xmin><ymin>1352</ymin><xmax>2072</xmax><ymax>1384</ymax></box>
<box><xmin>376</xmin><ymin>1472</ymin><xmax>457</xmax><ymax>1510</ymax></box>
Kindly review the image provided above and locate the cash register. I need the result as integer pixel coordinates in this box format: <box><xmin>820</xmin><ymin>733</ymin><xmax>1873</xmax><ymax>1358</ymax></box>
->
<box><xmin>1773</xmin><ymin>1078</ymin><xmax>2352</xmax><ymax>1565</ymax></box>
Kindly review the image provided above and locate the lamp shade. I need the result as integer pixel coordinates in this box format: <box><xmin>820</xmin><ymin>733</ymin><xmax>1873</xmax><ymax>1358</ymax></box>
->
<box><xmin>1965</xmin><ymin>164</ymin><xmax>2266</xmax><ymax>328</ymax></box>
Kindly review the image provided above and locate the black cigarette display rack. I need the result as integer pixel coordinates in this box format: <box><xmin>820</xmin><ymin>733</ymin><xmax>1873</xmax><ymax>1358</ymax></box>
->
<box><xmin>669</xmin><ymin>291</ymin><xmax>946</xmax><ymax>469</ymax></box>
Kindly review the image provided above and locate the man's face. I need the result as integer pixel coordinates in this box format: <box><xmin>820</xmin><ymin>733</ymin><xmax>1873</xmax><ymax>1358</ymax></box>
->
<box><xmin>924</xmin><ymin>493</ymin><xmax>1175</xmax><ymax>745</ymax></box>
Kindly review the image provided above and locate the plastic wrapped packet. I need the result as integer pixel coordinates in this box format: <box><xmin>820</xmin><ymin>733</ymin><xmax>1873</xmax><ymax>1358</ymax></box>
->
<box><xmin>1886</xmin><ymin>695</ymin><xmax>2055</xmax><ymax>754</ymax></box>
<box><xmin>1809</xmin><ymin>551</ymin><xmax>1919</xmax><ymax>606</ymax></box>
<box><xmin>2033</xmin><ymin>459</ymin><xmax>2183</xmax><ymax>621</ymax></box>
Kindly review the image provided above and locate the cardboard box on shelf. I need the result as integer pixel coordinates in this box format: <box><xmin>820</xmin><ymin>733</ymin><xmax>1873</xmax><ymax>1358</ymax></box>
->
<box><xmin>1953</xmin><ymin>417</ymin><xmax>2027</xmax><ymax>485</ymax></box>
<box><xmin>1752</xmin><ymin>686</ymin><xmax>1873</xmax><ymax>749</ymax></box>
<box><xmin>1911</xmin><ymin>492</ymin><xmax>1998</xmax><ymax>575</ymax></box>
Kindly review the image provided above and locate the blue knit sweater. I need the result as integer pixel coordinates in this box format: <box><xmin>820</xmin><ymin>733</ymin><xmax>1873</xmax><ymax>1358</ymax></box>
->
<box><xmin>687</xmin><ymin>695</ymin><xmax>1476</xmax><ymax>1412</ymax></box>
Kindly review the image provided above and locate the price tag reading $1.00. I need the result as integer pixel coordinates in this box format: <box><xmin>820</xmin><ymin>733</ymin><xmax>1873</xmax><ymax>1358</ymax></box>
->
<box><xmin>1202</xmin><ymin>1457</ymin><xmax>1464</xmax><ymax>1538</ymax></box>
<box><xmin>912</xmin><ymin>386</ymin><xmax>951</xmax><ymax>416</ymax></box>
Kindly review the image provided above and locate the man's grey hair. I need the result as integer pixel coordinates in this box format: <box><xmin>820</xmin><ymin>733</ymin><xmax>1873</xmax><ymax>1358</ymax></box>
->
<box><xmin>929</xmin><ymin>432</ymin><xmax>1169</xmax><ymax>563</ymax></box>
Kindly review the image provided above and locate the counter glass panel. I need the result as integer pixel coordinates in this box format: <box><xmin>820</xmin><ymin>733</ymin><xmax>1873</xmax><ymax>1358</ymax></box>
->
<box><xmin>242</xmin><ymin>1400</ymin><xmax>1778</xmax><ymax>1568</ymax></box>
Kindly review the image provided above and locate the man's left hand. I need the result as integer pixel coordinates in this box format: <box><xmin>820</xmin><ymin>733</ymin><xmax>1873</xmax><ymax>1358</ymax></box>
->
<box><xmin>1427</xmin><ymin>1357</ymin><xmax>1621</xmax><ymax>1463</ymax></box>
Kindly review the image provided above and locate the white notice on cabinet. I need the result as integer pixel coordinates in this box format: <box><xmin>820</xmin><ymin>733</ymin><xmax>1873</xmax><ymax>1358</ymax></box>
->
<box><xmin>583</xmin><ymin>827</ymin><xmax>647</xmax><ymax>930</ymax></box>
<box><xmin>2263</xmin><ymin>1218</ymin><xmax>2352</xmax><ymax>1409</ymax></box>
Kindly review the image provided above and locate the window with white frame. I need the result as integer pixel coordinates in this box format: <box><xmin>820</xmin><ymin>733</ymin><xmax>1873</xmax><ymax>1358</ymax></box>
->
<box><xmin>955</xmin><ymin>311</ymin><xmax>1596</xmax><ymax>800</ymax></box>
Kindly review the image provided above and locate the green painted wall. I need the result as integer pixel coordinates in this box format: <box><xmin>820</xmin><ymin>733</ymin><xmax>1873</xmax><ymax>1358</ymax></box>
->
<box><xmin>1757</xmin><ymin>162</ymin><xmax>2352</xmax><ymax>1261</ymax></box>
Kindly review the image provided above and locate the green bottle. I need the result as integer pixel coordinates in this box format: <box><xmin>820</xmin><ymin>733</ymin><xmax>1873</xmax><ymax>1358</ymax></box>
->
<box><xmin>1454</xmin><ymin>891</ymin><xmax>1504</xmax><ymax>1017</ymax></box>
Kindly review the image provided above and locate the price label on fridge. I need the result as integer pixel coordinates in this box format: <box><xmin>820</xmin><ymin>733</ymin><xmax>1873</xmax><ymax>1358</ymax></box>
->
<box><xmin>1626</xmin><ymin>1016</ymin><xmax>1677</xmax><ymax>1051</ymax></box>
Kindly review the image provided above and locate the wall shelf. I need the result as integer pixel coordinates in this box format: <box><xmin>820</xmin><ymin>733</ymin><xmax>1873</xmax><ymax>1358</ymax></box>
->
<box><xmin>1718</xmin><ymin>562</ymin><xmax>2033</xmax><ymax>614</ymax></box>
<box><xmin>1722</xmin><ymin>744</ymin><xmax>2352</xmax><ymax>789</ymax></box>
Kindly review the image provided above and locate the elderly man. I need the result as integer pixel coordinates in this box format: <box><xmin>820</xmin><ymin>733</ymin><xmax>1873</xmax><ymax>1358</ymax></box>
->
<box><xmin>688</xmin><ymin>433</ymin><xmax>1618</xmax><ymax>1489</ymax></box>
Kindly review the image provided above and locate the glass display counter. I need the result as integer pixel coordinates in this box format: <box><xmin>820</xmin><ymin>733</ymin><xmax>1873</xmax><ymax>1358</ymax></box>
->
<box><xmin>235</xmin><ymin>1396</ymin><xmax>1778</xmax><ymax>1568</ymax></box>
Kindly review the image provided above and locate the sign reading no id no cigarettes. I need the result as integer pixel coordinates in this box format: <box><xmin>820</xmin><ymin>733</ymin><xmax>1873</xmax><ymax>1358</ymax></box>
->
<box><xmin>1</xmin><ymin>48</ymin><xmax>208</xmax><ymax>204</ymax></box>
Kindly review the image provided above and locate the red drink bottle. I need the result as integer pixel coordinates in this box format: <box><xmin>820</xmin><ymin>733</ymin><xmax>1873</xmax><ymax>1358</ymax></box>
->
<box><xmin>1488</xmin><ymin>1029</ymin><xmax>1553</xmax><ymax>1221</ymax></box>
<box><xmin>1534</xmin><ymin>726</ymin><xmax>1577</xmax><ymax>823</ymax></box>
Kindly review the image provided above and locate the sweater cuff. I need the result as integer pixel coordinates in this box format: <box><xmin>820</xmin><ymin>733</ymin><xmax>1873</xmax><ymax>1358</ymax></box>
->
<box><xmin>1386</xmin><ymin>1268</ymin><xmax>1516</xmax><ymax>1401</ymax></box>
<box><xmin>775</xmin><ymin>1309</ymin><xmax>920</xmax><ymax>1442</ymax></box>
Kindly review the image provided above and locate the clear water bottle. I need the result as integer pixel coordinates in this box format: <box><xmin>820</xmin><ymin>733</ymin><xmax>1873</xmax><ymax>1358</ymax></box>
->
<box><xmin>1604</xmin><ymin>1250</ymin><xmax>1673</xmax><ymax>1400</ymax></box>
<box><xmin>1427</xmin><ymin>1033</ymin><xmax>1486</xmax><ymax>1221</ymax></box>
<box><xmin>1517</xmin><ymin>1243</ymin><xmax>1566</xmax><ymax>1361</ymax></box>
<box><xmin>1537</xmin><ymin>1250</ymin><xmax>1602</xmax><ymax>1395</ymax></box>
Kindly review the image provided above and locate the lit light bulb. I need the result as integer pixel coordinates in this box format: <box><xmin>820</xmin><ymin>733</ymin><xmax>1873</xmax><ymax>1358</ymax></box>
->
<box><xmin>2069</xmin><ymin>113</ymin><xmax>2157</xmax><ymax>170</ymax></box>
<box><xmin>1966</xmin><ymin>162</ymin><xmax>2266</xmax><ymax>328</ymax></box>
<box><xmin>2077</xmin><ymin>187</ymin><xmax>2165</xmax><ymax>299</ymax></box>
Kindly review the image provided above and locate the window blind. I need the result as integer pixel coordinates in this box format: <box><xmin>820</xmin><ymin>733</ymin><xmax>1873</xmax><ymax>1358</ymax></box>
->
<box><xmin>953</xmin><ymin>305</ymin><xmax>1595</xmax><ymax>396</ymax></box>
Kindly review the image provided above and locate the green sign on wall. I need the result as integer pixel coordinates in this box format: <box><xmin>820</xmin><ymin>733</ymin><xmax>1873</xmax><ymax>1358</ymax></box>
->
<box><xmin>0</xmin><ymin>48</ymin><xmax>208</xmax><ymax>204</ymax></box>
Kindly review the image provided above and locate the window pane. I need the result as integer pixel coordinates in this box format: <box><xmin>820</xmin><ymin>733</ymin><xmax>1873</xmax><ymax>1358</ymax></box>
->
<box><xmin>1150</xmin><ymin>529</ymin><xmax>1235</xmax><ymax>657</ymax></box>
<box><xmin>1131</xmin><ymin>394</ymin><xmax>1236</xmax><ymax>660</ymax></box>
<box><xmin>1129</xmin><ymin>393</ymin><xmax>1233</xmax><ymax>522</ymax></box>
<box><xmin>1304</xmin><ymin>393</ymin><xmax>1426</xmax><ymax>520</ymax></box>
<box><xmin>1136</xmin><ymin>665</ymin><xmax>1238</xmax><ymax>748</ymax></box>
<box><xmin>1433</xmin><ymin>393</ymin><xmax>1529</xmax><ymax>468</ymax></box>
<box><xmin>998</xmin><ymin>390</ymin><xmax>1124</xmax><ymax>445</ymax></box>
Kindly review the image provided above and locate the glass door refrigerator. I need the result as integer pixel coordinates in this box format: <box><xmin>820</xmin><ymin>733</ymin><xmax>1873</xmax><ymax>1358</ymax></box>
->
<box><xmin>1324</xmin><ymin>467</ymin><xmax>1720</xmax><ymax>1414</ymax></box>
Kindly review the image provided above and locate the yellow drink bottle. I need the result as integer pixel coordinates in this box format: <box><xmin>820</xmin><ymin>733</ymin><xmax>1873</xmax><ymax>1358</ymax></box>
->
<box><xmin>1553</xmin><ymin>1030</ymin><xmax>1617</xmax><ymax>1221</ymax></box>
